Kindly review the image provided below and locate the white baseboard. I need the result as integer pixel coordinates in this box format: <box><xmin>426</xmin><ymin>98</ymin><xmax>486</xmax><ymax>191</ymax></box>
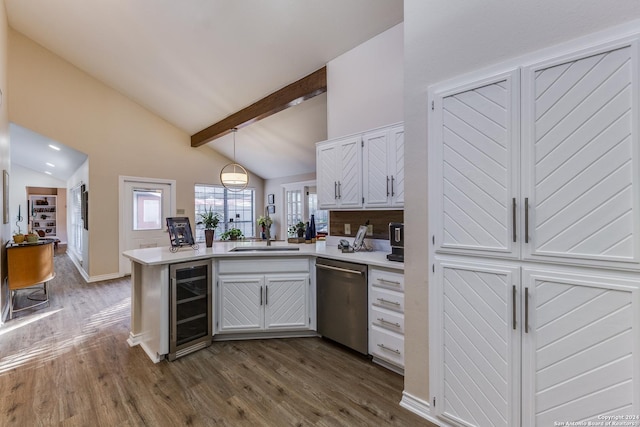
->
<box><xmin>400</xmin><ymin>391</ymin><xmax>446</xmax><ymax>426</ymax></box>
<box><xmin>86</xmin><ymin>272</ymin><xmax>122</xmax><ymax>283</ymax></box>
<box><xmin>66</xmin><ymin>250</ymin><xmax>124</xmax><ymax>283</ymax></box>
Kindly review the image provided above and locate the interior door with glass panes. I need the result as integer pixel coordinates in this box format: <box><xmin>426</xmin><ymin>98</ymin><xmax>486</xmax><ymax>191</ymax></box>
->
<box><xmin>121</xmin><ymin>180</ymin><xmax>173</xmax><ymax>275</ymax></box>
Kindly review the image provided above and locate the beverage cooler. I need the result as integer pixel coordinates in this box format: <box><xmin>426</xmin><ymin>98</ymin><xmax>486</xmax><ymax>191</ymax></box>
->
<box><xmin>169</xmin><ymin>260</ymin><xmax>212</xmax><ymax>360</ymax></box>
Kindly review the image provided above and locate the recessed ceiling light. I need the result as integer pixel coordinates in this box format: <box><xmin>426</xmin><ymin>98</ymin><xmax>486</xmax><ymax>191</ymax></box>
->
<box><xmin>44</xmin><ymin>171</ymin><xmax>52</xmax><ymax>175</ymax></box>
<box><xmin>46</xmin><ymin>162</ymin><xmax>55</xmax><ymax>167</ymax></box>
<box><xmin>48</xmin><ymin>144</ymin><xmax>60</xmax><ymax>151</ymax></box>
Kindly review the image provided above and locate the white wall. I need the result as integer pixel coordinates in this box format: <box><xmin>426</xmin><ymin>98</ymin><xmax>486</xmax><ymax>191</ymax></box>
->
<box><xmin>403</xmin><ymin>0</ymin><xmax>640</xmax><ymax>408</ymax></box>
<box><xmin>9</xmin><ymin>164</ymin><xmax>65</xmax><ymax>234</ymax></box>
<box><xmin>327</xmin><ymin>23</ymin><xmax>403</xmax><ymax>138</ymax></box>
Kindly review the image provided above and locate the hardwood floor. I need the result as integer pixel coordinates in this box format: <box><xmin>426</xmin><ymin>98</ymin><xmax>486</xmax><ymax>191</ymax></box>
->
<box><xmin>0</xmin><ymin>252</ymin><xmax>435</xmax><ymax>426</ymax></box>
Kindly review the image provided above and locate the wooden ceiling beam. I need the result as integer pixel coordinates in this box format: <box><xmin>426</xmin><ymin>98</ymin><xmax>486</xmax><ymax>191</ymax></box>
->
<box><xmin>191</xmin><ymin>66</ymin><xmax>327</xmax><ymax>147</ymax></box>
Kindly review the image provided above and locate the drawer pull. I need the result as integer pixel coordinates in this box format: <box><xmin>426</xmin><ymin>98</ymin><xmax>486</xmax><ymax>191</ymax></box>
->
<box><xmin>376</xmin><ymin>297</ymin><xmax>400</xmax><ymax>306</ymax></box>
<box><xmin>377</xmin><ymin>278</ymin><xmax>401</xmax><ymax>286</ymax></box>
<box><xmin>377</xmin><ymin>317</ymin><xmax>401</xmax><ymax>328</ymax></box>
<box><xmin>377</xmin><ymin>343</ymin><xmax>401</xmax><ymax>354</ymax></box>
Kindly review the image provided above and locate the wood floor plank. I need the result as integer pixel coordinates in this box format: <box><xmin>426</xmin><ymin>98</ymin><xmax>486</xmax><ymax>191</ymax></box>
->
<box><xmin>0</xmin><ymin>251</ymin><xmax>435</xmax><ymax>426</ymax></box>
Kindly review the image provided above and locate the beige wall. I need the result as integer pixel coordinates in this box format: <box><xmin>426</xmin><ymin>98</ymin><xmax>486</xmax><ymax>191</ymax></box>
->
<box><xmin>403</xmin><ymin>0</ymin><xmax>640</xmax><ymax>405</ymax></box>
<box><xmin>0</xmin><ymin>0</ymin><xmax>9</xmax><ymax>318</ymax></box>
<box><xmin>8</xmin><ymin>29</ymin><xmax>264</xmax><ymax>278</ymax></box>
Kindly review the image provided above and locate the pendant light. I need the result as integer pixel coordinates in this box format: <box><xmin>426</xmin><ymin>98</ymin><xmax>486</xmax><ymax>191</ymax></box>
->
<box><xmin>220</xmin><ymin>128</ymin><xmax>249</xmax><ymax>191</ymax></box>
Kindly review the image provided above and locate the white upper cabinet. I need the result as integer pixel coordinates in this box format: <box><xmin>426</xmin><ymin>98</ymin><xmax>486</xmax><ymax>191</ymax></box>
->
<box><xmin>522</xmin><ymin>41</ymin><xmax>640</xmax><ymax>266</ymax></box>
<box><xmin>431</xmin><ymin>70</ymin><xmax>521</xmax><ymax>258</ymax></box>
<box><xmin>316</xmin><ymin>135</ymin><xmax>362</xmax><ymax>209</ymax></box>
<box><xmin>317</xmin><ymin>123</ymin><xmax>404</xmax><ymax>210</ymax></box>
<box><xmin>363</xmin><ymin>125</ymin><xmax>405</xmax><ymax>208</ymax></box>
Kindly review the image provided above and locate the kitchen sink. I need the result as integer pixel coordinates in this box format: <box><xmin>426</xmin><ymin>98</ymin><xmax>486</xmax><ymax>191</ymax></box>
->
<box><xmin>229</xmin><ymin>246</ymin><xmax>300</xmax><ymax>252</ymax></box>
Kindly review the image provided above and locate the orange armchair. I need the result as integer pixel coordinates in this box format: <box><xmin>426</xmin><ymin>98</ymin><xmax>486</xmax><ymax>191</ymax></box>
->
<box><xmin>7</xmin><ymin>241</ymin><xmax>55</xmax><ymax>319</ymax></box>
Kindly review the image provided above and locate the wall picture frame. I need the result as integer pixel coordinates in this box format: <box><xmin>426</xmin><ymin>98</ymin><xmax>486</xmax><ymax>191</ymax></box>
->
<box><xmin>268</xmin><ymin>205</ymin><xmax>275</xmax><ymax>214</ymax></box>
<box><xmin>3</xmin><ymin>170</ymin><xmax>8</xmax><ymax>224</ymax></box>
<box><xmin>267</xmin><ymin>193</ymin><xmax>275</xmax><ymax>205</ymax></box>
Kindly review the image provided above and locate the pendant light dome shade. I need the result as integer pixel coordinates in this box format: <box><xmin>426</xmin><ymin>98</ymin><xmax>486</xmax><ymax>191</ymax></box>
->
<box><xmin>221</xmin><ymin>128</ymin><xmax>249</xmax><ymax>191</ymax></box>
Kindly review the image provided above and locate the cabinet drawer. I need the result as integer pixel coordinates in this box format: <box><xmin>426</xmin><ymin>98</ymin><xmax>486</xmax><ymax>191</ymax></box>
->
<box><xmin>370</xmin><ymin>305</ymin><xmax>404</xmax><ymax>335</ymax></box>
<box><xmin>369</xmin><ymin>267</ymin><xmax>404</xmax><ymax>292</ymax></box>
<box><xmin>218</xmin><ymin>257</ymin><xmax>309</xmax><ymax>274</ymax></box>
<box><xmin>369</xmin><ymin>327</ymin><xmax>404</xmax><ymax>367</ymax></box>
<box><xmin>370</xmin><ymin>287</ymin><xmax>404</xmax><ymax>313</ymax></box>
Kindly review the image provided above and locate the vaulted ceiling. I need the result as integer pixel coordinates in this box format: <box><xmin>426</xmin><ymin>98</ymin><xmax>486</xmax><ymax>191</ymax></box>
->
<box><xmin>6</xmin><ymin>0</ymin><xmax>404</xmax><ymax>179</ymax></box>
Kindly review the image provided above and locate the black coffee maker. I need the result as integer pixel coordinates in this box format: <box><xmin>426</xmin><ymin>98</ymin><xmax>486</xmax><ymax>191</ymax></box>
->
<box><xmin>386</xmin><ymin>222</ymin><xmax>404</xmax><ymax>262</ymax></box>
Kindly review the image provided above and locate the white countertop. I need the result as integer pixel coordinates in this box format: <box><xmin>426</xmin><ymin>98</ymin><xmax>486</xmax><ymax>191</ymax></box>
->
<box><xmin>122</xmin><ymin>240</ymin><xmax>404</xmax><ymax>271</ymax></box>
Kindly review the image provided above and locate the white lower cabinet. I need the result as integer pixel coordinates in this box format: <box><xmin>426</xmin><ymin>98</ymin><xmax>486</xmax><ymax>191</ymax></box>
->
<box><xmin>369</xmin><ymin>266</ymin><xmax>405</xmax><ymax>373</ymax></box>
<box><xmin>218</xmin><ymin>273</ymin><xmax>309</xmax><ymax>333</ymax></box>
<box><xmin>432</xmin><ymin>258</ymin><xmax>639</xmax><ymax>427</ymax></box>
<box><xmin>216</xmin><ymin>257</ymin><xmax>313</xmax><ymax>335</ymax></box>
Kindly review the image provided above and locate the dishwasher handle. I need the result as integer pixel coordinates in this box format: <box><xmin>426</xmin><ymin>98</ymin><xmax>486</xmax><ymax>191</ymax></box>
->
<box><xmin>316</xmin><ymin>263</ymin><xmax>365</xmax><ymax>275</ymax></box>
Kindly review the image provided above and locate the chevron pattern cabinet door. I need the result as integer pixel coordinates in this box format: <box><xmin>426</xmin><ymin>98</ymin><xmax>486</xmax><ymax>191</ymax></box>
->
<box><xmin>219</xmin><ymin>276</ymin><xmax>264</xmax><ymax>331</ymax></box>
<box><xmin>436</xmin><ymin>72</ymin><xmax>519</xmax><ymax>257</ymax></box>
<box><xmin>523</xmin><ymin>44</ymin><xmax>639</xmax><ymax>265</ymax></box>
<box><xmin>363</xmin><ymin>129</ymin><xmax>391</xmax><ymax>207</ymax></box>
<box><xmin>522</xmin><ymin>269</ymin><xmax>638</xmax><ymax>427</ymax></box>
<box><xmin>438</xmin><ymin>262</ymin><xmax>520</xmax><ymax>427</ymax></box>
<box><xmin>339</xmin><ymin>137</ymin><xmax>362</xmax><ymax>207</ymax></box>
<box><xmin>317</xmin><ymin>144</ymin><xmax>339</xmax><ymax>209</ymax></box>
<box><xmin>264</xmin><ymin>275</ymin><xmax>308</xmax><ymax>330</ymax></box>
<box><xmin>390</xmin><ymin>125</ymin><xmax>405</xmax><ymax>206</ymax></box>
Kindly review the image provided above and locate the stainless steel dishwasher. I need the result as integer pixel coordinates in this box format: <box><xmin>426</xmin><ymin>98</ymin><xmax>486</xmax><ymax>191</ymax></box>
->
<box><xmin>316</xmin><ymin>258</ymin><xmax>368</xmax><ymax>355</ymax></box>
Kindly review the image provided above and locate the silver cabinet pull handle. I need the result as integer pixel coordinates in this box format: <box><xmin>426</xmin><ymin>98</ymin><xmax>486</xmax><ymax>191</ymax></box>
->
<box><xmin>525</xmin><ymin>287</ymin><xmax>530</xmax><ymax>333</ymax></box>
<box><xmin>334</xmin><ymin>182</ymin><xmax>337</xmax><ymax>199</ymax></box>
<box><xmin>338</xmin><ymin>181</ymin><xmax>341</xmax><ymax>199</ymax></box>
<box><xmin>525</xmin><ymin>197</ymin><xmax>529</xmax><ymax>244</ymax></box>
<box><xmin>265</xmin><ymin>285</ymin><xmax>268</xmax><ymax>306</ymax></box>
<box><xmin>376</xmin><ymin>297</ymin><xmax>400</xmax><ymax>306</ymax></box>
<box><xmin>512</xmin><ymin>198</ymin><xmax>517</xmax><ymax>243</ymax></box>
<box><xmin>512</xmin><ymin>285</ymin><xmax>516</xmax><ymax>330</ymax></box>
<box><xmin>386</xmin><ymin>176</ymin><xmax>390</xmax><ymax>197</ymax></box>
<box><xmin>377</xmin><ymin>343</ymin><xmax>401</xmax><ymax>354</ymax></box>
<box><xmin>391</xmin><ymin>176</ymin><xmax>395</xmax><ymax>197</ymax></box>
<box><xmin>377</xmin><ymin>278</ymin><xmax>401</xmax><ymax>286</ymax></box>
<box><xmin>377</xmin><ymin>317</ymin><xmax>401</xmax><ymax>328</ymax></box>
<box><xmin>260</xmin><ymin>286</ymin><xmax>263</xmax><ymax>306</ymax></box>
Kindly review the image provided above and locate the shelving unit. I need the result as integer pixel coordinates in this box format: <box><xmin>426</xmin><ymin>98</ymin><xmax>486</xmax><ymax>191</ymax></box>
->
<box><xmin>29</xmin><ymin>195</ymin><xmax>57</xmax><ymax>238</ymax></box>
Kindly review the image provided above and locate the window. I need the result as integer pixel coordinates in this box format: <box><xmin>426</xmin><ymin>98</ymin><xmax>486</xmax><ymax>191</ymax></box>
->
<box><xmin>285</xmin><ymin>189</ymin><xmax>303</xmax><ymax>230</ymax></box>
<box><xmin>194</xmin><ymin>185</ymin><xmax>255</xmax><ymax>241</ymax></box>
<box><xmin>132</xmin><ymin>189</ymin><xmax>163</xmax><ymax>230</ymax></box>
<box><xmin>308</xmin><ymin>192</ymin><xmax>328</xmax><ymax>234</ymax></box>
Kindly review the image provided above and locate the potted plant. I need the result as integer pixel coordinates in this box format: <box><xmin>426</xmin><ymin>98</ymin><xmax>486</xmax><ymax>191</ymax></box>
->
<box><xmin>220</xmin><ymin>228</ymin><xmax>243</xmax><ymax>241</ymax></box>
<box><xmin>13</xmin><ymin>232</ymin><xmax>25</xmax><ymax>244</ymax></box>
<box><xmin>198</xmin><ymin>208</ymin><xmax>220</xmax><ymax>248</ymax></box>
<box><xmin>257</xmin><ymin>215</ymin><xmax>273</xmax><ymax>240</ymax></box>
<box><xmin>288</xmin><ymin>221</ymin><xmax>305</xmax><ymax>238</ymax></box>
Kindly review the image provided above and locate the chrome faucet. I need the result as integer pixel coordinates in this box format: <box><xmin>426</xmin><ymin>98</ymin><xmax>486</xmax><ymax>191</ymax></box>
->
<box><xmin>264</xmin><ymin>206</ymin><xmax>271</xmax><ymax>246</ymax></box>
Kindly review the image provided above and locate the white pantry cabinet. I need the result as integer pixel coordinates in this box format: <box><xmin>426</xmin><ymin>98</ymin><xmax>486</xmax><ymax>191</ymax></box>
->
<box><xmin>431</xmin><ymin>39</ymin><xmax>640</xmax><ymax>270</ymax></box>
<box><xmin>432</xmin><ymin>259</ymin><xmax>639</xmax><ymax>427</ymax></box>
<box><xmin>429</xmin><ymin>35</ymin><xmax>640</xmax><ymax>427</ymax></box>
<box><xmin>362</xmin><ymin>125</ymin><xmax>405</xmax><ymax>208</ymax></box>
